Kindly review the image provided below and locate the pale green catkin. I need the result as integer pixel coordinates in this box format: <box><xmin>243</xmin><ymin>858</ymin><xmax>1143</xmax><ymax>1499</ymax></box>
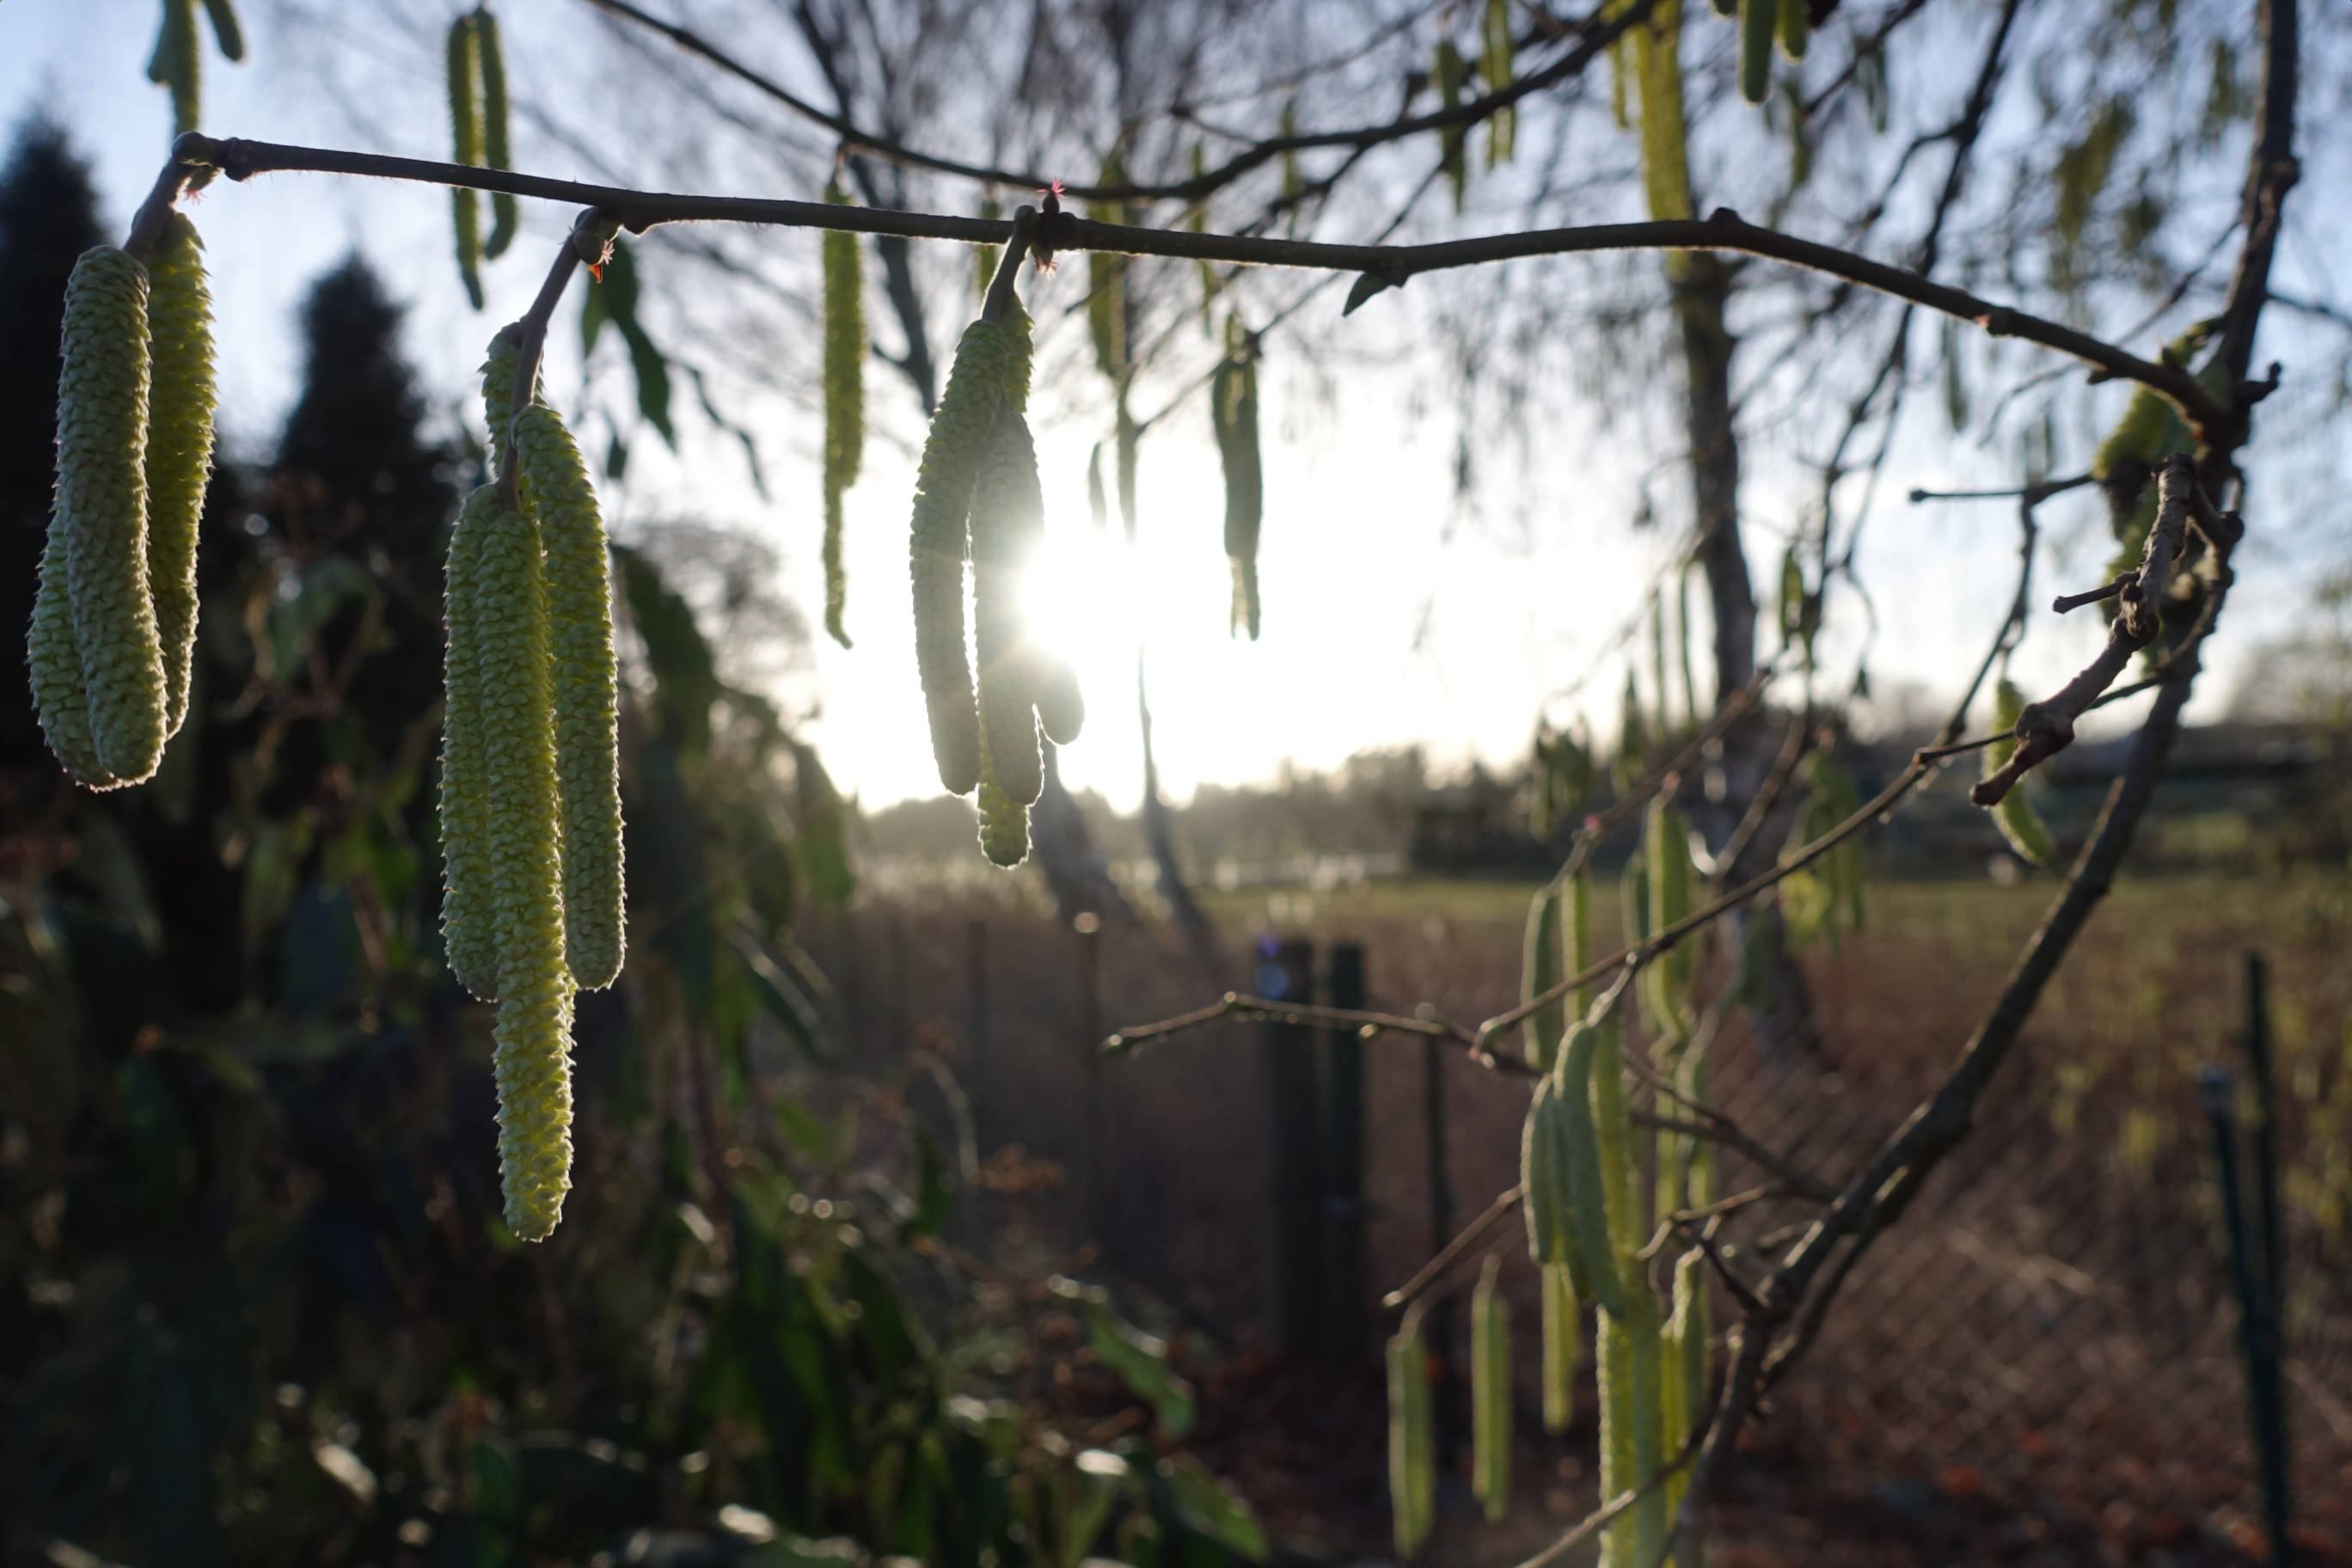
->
<box><xmin>1035</xmin><ymin>656</ymin><xmax>1086</xmax><ymax>747</ymax></box>
<box><xmin>1776</xmin><ymin>0</ymin><xmax>1810</xmax><ymax>61</ymax></box>
<box><xmin>1435</xmin><ymin>38</ymin><xmax>1469</xmax><ymax>211</ymax></box>
<box><xmin>475</xmin><ymin>6</ymin><xmax>518</xmax><ymax>259</ymax></box>
<box><xmin>156</xmin><ymin>0</ymin><xmax>202</xmax><ymax>137</ymax></box>
<box><xmin>1522</xmin><ymin>880</ymin><xmax>1565</xmax><ymax>1069</ymax></box>
<box><xmin>438</xmin><ymin>487</ymin><xmax>500</xmax><ymax>1001</ymax></box>
<box><xmin>1600</xmin><ymin>1295</ymin><xmax>1668</xmax><ymax>1567</ymax></box>
<box><xmin>469</xmin><ymin>492</ymin><xmax>576</xmax><ymax>1240</ymax></box>
<box><xmin>480</xmin><ymin>322</ymin><xmax>541</xmax><ymax>493</ymax></box>
<box><xmin>447</xmin><ymin>15</ymin><xmax>485</xmax><ymax>310</ymax></box>
<box><xmin>55</xmin><ymin>247</ymin><xmax>167</xmax><ymax>786</ymax></box>
<box><xmin>144</xmin><ymin>212</ymin><xmax>216</xmax><ymax>739</ymax></box>
<box><xmin>1542</xmin><ymin>1259</ymin><xmax>1580</xmax><ymax>1433</ymax></box>
<box><xmin>1472</xmin><ymin>1255</ymin><xmax>1512</xmax><ymax>1522</ymax></box>
<box><xmin>910</xmin><ymin>316</ymin><xmax>1022</xmax><ymax>794</ymax></box>
<box><xmin>821</xmin><ymin>184</ymin><xmax>866</xmax><ymax>648</ymax></box>
<box><xmin>1387</xmin><ymin>1313</ymin><xmax>1435</xmax><ymax>1559</ymax></box>
<box><xmin>1557</xmin><ymin>1023</ymin><xmax>1631</xmax><ymax>1316</ymax></box>
<box><xmin>1667</xmin><ymin>1249</ymin><xmax>1711</xmax><ymax>1551</ymax></box>
<box><xmin>1210</xmin><ymin>315</ymin><xmax>1263</xmax><ymax>640</ymax></box>
<box><xmin>514</xmin><ymin>404</ymin><xmax>628</xmax><ymax>990</ymax></box>
<box><xmin>200</xmin><ymin>0</ymin><xmax>243</xmax><ymax>61</ymax></box>
<box><xmin>1738</xmin><ymin>0</ymin><xmax>1775</xmax><ymax>104</ymax></box>
<box><xmin>976</xmin><ymin>763</ymin><xmax>1030</xmax><ymax>868</ymax></box>
<box><xmin>1598</xmin><ymin>1305</ymin><xmax>1637</xmax><ymax>1567</ymax></box>
<box><xmin>28</xmin><ymin>531</ymin><xmax>120</xmax><ymax>789</ymax></box>
<box><xmin>1986</xmin><ymin>677</ymin><xmax>2057</xmax><ymax>864</ymax></box>
<box><xmin>1522</xmin><ymin>1070</ymin><xmax>1570</xmax><ymax>1265</ymax></box>
<box><xmin>1644</xmin><ymin>797</ymin><xmax>1696</xmax><ymax>1050</ymax></box>
<box><xmin>1483</xmin><ymin>0</ymin><xmax>1518</xmax><ymax>166</ymax></box>
<box><xmin>971</xmin><ymin>415</ymin><xmax>1045</xmax><ymax>808</ymax></box>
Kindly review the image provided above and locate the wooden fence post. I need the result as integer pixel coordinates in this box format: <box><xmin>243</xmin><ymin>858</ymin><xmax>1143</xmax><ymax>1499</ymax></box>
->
<box><xmin>1324</xmin><ymin>941</ymin><xmax>1370</xmax><ymax>1365</ymax></box>
<box><xmin>1259</xmin><ymin>936</ymin><xmax>1323</xmax><ymax>1355</ymax></box>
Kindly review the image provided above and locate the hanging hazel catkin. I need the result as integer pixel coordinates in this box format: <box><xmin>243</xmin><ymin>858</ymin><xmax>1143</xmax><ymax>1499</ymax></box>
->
<box><xmin>1210</xmin><ymin>314</ymin><xmax>1263</xmax><ymax>640</ymax></box>
<box><xmin>466</xmin><ymin>487</ymin><xmax>577</xmax><ymax>1241</ymax></box>
<box><xmin>480</xmin><ymin>322</ymin><xmax>541</xmax><ymax>493</ymax></box>
<box><xmin>150</xmin><ymin>0</ymin><xmax>202</xmax><ymax>138</ymax></box>
<box><xmin>1738</xmin><ymin>0</ymin><xmax>1776</xmax><ymax>104</ymax></box>
<box><xmin>438</xmin><ymin>489</ymin><xmax>501</xmax><ymax>1002</ymax></box>
<box><xmin>910</xmin><ymin>313</ymin><xmax>1025</xmax><ymax>795</ymax></box>
<box><xmin>1035</xmin><ymin>656</ymin><xmax>1087</xmax><ymax>747</ymax></box>
<box><xmin>1542</xmin><ymin>1260</ymin><xmax>1580</xmax><ymax>1434</ymax></box>
<box><xmin>821</xmin><ymin>182</ymin><xmax>866</xmax><ymax>648</ymax></box>
<box><xmin>514</xmin><ymin>403</ymin><xmax>628</xmax><ymax>991</ymax></box>
<box><xmin>1984</xmin><ymin>677</ymin><xmax>2056</xmax><ymax>865</ymax></box>
<box><xmin>971</xmin><ymin>414</ymin><xmax>1045</xmax><ymax>809</ymax></box>
<box><xmin>1521</xmin><ymin>880</ymin><xmax>1565</xmax><ymax>1070</ymax></box>
<box><xmin>1471</xmin><ymin>1254</ymin><xmax>1513</xmax><ymax>1523</ymax></box>
<box><xmin>52</xmin><ymin>247</ymin><xmax>168</xmax><ymax>786</ymax></box>
<box><xmin>446</xmin><ymin>14</ymin><xmax>486</xmax><ymax>309</ymax></box>
<box><xmin>1387</xmin><ymin>1309</ymin><xmax>1435</xmax><ymax>1559</ymax></box>
<box><xmin>976</xmin><ymin>769</ymin><xmax>1030</xmax><ymax>867</ymax></box>
<box><xmin>475</xmin><ymin>7</ymin><xmax>519</xmax><ymax>260</ymax></box>
<box><xmin>143</xmin><ymin>212</ymin><xmax>216</xmax><ymax>740</ymax></box>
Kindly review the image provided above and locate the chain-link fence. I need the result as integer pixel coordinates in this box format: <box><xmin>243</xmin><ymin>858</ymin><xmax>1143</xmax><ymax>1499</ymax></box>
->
<box><xmin>800</xmin><ymin>869</ymin><xmax>2351</xmax><ymax>1559</ymax></box>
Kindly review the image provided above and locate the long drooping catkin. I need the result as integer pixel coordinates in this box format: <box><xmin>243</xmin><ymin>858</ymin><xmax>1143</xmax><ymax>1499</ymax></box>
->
<box><xmin>822</xmin><ymin>183</ymin><xmax>866</xmax><ymax>647</ymax></box>
<box><xmin>144</xmin><ymin>212</ymin><xmax>216</xmax><ymax>739</ymax></box>
<box><xmin>1472</xmin><ymin>1255</ymin><xmax>1513</xmax><ymax>1522</ymax></box>
<box><xmin>28</xmin><ymin>531</ymin><xmax>120</xmax><ymax>789</ymax></box>
<box><xmin>1387</xmin><ymin>1310</ymin><xmax>1435</xmax><ymax>1559</ymax></box>
<box><xmin>439</xmin><ymin>487</ymin><xmax>501</xmax><ymax>1001</ymax></box>
<box><xmin>1984</xmin><ymin>677</ymin><xmax>2055</xmax><ymax>864</ymax></box>
<box><xmin>971</xmin><ymin>414</ymin><xmax>1045</xmax><ymax>807</ymax></box>
<box><xmin>468</xmin><ymin>492</ymin><xmax>576</xmax><ymax>1240</ymax></box>
<box><xmin>446</xmin><ymin>15</ymin><xmax>485</xmax><ymax>309</ymax></box>
<box><xmin>976</xmin><ymin>762</ymin><xmax>1031</xmax><ymax>867</ymax></box>
<box><xmin>514</xmin><ymin>403</ymin><xmax>627</xmax><ymax>990</ymax></box>
<box><xmin>480</xmin><ymin>322</ymin><xmax>541</xmax><ymax>493</ymax></box>
<box><xmin>475</xmin><ymin>7</ymin><xmax>518</xmax><ymax>260</ymax></box>
<box><xmin>910</xmin><ymin>315</ymin><xmax>1024</xmax><ymax>795</ymax></box>
<box><xmin>55</xmin><ymin>247</ymin><xmax>167</xmax><ymax>785</ymax></box>
<box><xmin>1210</xmin><ymin>315</ymin><xmax>1263</xmax><ymax>640</ymax></box>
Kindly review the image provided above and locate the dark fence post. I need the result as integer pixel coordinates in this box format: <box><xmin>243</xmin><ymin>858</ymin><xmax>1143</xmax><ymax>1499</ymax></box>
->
<box><xmin>1259</xmin><ymin>936</ymin><xmax>1323</xmax><ymax>1355</ymax></box>
<box><xmin>1423</xmin><ymin>1030</ymin><xmax>1461</xmax><ymax>1473</ymax></box>
<box><xmin>1323</xmin><ymin>942</ymin><xmax>1370</xmax><ymax>1365</ymax></box>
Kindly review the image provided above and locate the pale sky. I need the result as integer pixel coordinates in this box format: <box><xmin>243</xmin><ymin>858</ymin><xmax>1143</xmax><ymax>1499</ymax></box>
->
<box><xmin>4</xmin><ymin>0</ymin><xmax>2335</xmax><ymax>814</ymax></box>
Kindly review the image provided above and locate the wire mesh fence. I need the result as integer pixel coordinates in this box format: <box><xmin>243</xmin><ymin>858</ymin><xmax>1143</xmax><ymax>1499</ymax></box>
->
<box><xmin>800</xmin><ymin>867</ymin><xmax>2352</xmax><ymax>1559</ymax></box>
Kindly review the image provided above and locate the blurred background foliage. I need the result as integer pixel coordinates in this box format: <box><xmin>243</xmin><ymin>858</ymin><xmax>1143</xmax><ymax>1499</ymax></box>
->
<box><xmin>0</xmin><ymin>116</ymin><xmax>1262</xmax><ymax>1568</ymax></box>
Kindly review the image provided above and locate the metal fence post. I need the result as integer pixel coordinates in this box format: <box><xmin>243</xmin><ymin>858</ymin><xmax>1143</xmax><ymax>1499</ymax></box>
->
<box><xmin>1259</xmin><ymin>936</ymin><xmax>1323</xmax><ymax>1355</ymax></box>
<box><xmin>1423</xmin><ymin>1029</ymin><xmax>1461</xmax><ymax>1473</ymax></box>
<box><xmin>1324</xmin><ymin>941</ymin><xmax>1370</xmax><ymax>1365</ymax></box>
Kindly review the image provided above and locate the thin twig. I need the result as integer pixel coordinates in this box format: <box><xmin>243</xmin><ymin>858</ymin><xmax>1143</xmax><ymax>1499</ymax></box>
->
<box><xmin>1382</xmin><ymin>1184</ymin><xmax>1525</xmax><ymax>1311</ymax></box>
<box><xmin>1971</xmin><ymin>456</ymin><xmax>2220</xmax><ymax>805</ymax></box>
<box><xmin>583</xmin><ymin>0</ymin><xmax>1647</xmax><ymax>205</ymax></box>
<box><xmin>166</xmin><ymin>132</ymin><xmax>2223</xmax><ymax>425</ymax></box>
<box><xmin>1103</xmin><ymin>995</ymin><xmax>1469</xmax><ymax>1057</ymax></box>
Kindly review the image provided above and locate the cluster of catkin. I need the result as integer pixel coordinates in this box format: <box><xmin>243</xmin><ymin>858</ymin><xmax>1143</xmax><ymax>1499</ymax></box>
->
<box><xmin>1391</xmin><ymin>850</ymin><xmax>1715</xmax><ymax>1565</ymax></box>
<box><xmin>438</xmin><ymin>327</ymin><xmax>627</xmax><ymax>1241</ymax></box>
<box><xmin>910</xmin><ymin>295</ymin><xmax>1086</xmax><ymax>867</ymax></box>
<box><xmin>30</xmin><ymin>220</ymin><xmax>217</xmax><ymax>791</ymax></box>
